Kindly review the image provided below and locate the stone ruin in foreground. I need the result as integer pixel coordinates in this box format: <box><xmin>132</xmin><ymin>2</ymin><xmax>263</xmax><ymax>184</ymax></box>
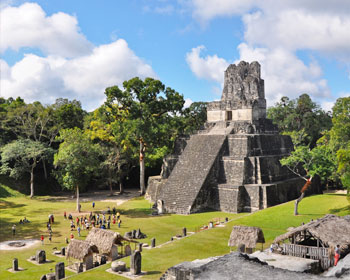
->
<box><xmin>146</xmin><ymin>61</ymin><xmax>320</xmax><ymax>214</ymax></box>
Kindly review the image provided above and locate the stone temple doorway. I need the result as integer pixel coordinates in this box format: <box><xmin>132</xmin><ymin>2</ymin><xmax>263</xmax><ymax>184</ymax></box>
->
<box><xmin>226</xmin><ymin>111</ymin><xmax>232</xmax><ymax>121</ymax></box>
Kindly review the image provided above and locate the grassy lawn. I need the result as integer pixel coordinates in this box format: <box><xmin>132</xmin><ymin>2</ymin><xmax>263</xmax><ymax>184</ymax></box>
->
<box><xmin>0</xmin><ymin>184</ymin><xmax>349</xmax><ymax>280</ymax></box>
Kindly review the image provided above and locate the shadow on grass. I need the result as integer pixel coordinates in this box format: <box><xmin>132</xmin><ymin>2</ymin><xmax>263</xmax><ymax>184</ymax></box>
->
<box><xmin>329</xmin><ymin>205</ymin><xmax>350</xmax><ymax>214</ymax></box>
<box><xmin>121</xmin><ymin>208</ymin><xmax>154</xmax><ymax>218</ymax></box>
<box><xmin>0</xmin><ymin>185</ymin><xmax>13</xmax><ymax>198</ymax></box>
<box><xmin>0</xmin><ymin>216</ymin><xmax>63</xmax><ymax>242</ymax></box>
<box><xmin>40</xmin><ymin>197</ymin><xmax>69</xmax><ymax>202</ymax></box>
<box><xmin>146</xmin><ymin>271</ymin><xmax>161</xmax><ymax>275</ymax></box>
<box><xmin>0</xmin><ymin>200</ymin><xmax>26</xmax><ymax>210</ymax></box>
<box><xmin>120</xmin><ymin>207</ymin><xmax>173</xmax><ymax>219</ymax></box>
<box><xmin>323</xmin><ymin>193</ymin><xmax>347</xmax><ymax>197</ymax></box>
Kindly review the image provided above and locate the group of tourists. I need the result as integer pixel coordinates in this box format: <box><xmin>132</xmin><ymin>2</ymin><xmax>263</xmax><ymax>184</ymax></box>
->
<box><xmin>63</xmin><ymin>203</ymin><xmax>122</xmax><ymax>241</ymax></box>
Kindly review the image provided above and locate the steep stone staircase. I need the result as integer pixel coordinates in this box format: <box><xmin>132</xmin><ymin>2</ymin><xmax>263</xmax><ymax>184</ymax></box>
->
<box><xmin>159</xmin><ymin>134</ymin><xmax>226</xmax><ymax>214</ymax></box>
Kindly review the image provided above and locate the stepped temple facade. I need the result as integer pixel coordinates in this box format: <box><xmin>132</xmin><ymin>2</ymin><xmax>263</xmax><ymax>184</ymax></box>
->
<box><xmin>146</xmin><ymin>61</ymin><xmax>321</xmax><ymax>214</ymax></box>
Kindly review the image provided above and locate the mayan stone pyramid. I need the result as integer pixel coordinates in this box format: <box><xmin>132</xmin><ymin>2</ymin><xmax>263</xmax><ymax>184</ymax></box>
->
<box><xmin>146</xmin><ymin>61</ymin><xmax>320</xmax><ymax>214</ymax></box>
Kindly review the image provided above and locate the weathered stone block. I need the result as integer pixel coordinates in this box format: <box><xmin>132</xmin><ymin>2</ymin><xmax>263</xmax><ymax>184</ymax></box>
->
<box><xmin>130</xmin><ymin>251</ymin><xmax>141</xmax><ymax>275</ymax></box>
<box><xmin>151</xmin><ymin>238</ymin><xmax>156</xmax><ymax>248</ymax></box>
<box><xmin>55</xmin><ymin>262</ymin><xmax>65</xmax><ymax>279</ymax></box>
<box><xmin>13</xmin><ymin>258</ymin><xmax>18</xmax><ymax>271</ymax></box>
<box><xmin>36</xmin><ymin>250</ymin><xmax>46</xmax><ymax>264</ymax></box>
<box><xmin>111</xmin><ymin>261</ymin><xmax>126</xmax><ymax>272</ymax></box>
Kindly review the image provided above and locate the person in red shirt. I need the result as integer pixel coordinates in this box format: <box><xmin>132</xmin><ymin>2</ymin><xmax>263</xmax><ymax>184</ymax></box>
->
<box><xmin>70</xmin><ymin>233</ymin><xmax>74</xmax><ymax>239</ymax></box>
<box><xmin>40</xmin><ymin>235</ymin><xmax>44</xmax><ymax>245</ymax></box>
<box><xmin>335</xmin><ymin>245</ymin><xmax>341</xmax><ymax>266</ymax></box>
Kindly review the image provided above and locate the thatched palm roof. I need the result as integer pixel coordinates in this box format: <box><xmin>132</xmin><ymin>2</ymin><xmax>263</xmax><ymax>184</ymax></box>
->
<box><xmin>228</xmin><ymin>226</ymin><xmax>265</xmax><ymax>248</ymax></box>
<box><xmin>66</xmin><ymin>239</ymin><xmax>98</xmax><ymax>260</ymax></box>
<box><xmin>274</xmin><ymin>215</ymin><xmax>350</xmax><ymax>254</ymax></box>
<box><xmin>85</xmin><ymin>228</ymin><xmax>131</xmax><ymax>254</ymax></box>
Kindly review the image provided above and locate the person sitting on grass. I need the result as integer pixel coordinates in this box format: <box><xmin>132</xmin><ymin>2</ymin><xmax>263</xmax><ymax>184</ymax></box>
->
<box><xmin>70</xmin><ymin>233</ymin><xmax>74</xmax><ymax>239</ymax></box>
<box><xmin>68</xmin><ymin>213</ymin><xmax>73</xmax><ymax>220</ymax></box>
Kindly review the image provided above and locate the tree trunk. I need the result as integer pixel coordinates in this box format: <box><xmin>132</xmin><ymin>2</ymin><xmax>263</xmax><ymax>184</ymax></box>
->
<box><xmin>76</xmin><ymin>186</ymin><xmax>80</xmax><ymax>213</ymax></box>
<box><xmin>139</xmin><ymin>140</ymin><xmax>146</xmax><ymax>195</ymax></box>
<box><xmin>30</xmin><ymin>165</ymin><xmax>35</xmax><ymax>198</ymax></box>
<box><xmin>294</xmin><ymin>177</ymin><xmax>313</xmax><ymax>216</ymax></box>
<box><xmin>119</xmin><ymin>181</ymin><xmax>124</xmax><ymax>195</ymax></box>
<box><xmin>43</xmin><ymin>159</ymin><xmax>48</xmax><ymax>180</ymax></box>
<box><xmin>30</xmin><ymin>161</ymin><xmax>36</xmax><ymax>199</ymax></box>
<box><xmin>109</xmin><ymin>180</ymin><xmax>113</xmax><ymax>196</ymax></box>
<box><xmin>108</xmin><ymin>169</ymin><xmax>113</xmax><ymax>196</ymax></box>
<box><xmin>294</xmin><ymin>192</ymin><xmax>305</xmax><ymax>216</ymax></box>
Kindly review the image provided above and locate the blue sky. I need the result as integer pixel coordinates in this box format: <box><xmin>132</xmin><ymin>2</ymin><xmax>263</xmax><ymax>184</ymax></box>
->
<box><xmin>1</xmin><ymin>0</ymin><xmax>349</xmax><ymax>111</ymax></box>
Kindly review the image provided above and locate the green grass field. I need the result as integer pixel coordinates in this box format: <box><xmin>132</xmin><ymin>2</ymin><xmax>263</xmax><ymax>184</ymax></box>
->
<box><xmin>0</xmin><ymin>184</ymin><xmax>349</xmax><ymax>280</ymax></box>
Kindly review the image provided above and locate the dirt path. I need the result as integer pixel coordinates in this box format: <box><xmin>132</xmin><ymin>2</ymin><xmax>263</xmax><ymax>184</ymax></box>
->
<box><xmin>50</xmin><ymin>189</ymin><xmax>141</xmax><ymax>204</ymax></box>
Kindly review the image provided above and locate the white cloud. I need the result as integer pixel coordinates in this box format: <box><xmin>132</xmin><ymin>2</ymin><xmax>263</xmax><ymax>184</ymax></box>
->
<box><xmin>191</xmin><ymin>0</ymin><xmax>255</xmax><ymax>23</ymax></box>
<box><xmin>186</xmin><ymin>46</ymin><xmax>229</xmax><ymax>84</ymax></box>
<box><xmin>237</xmin><ymin>43</ymin><xmax>330</xmax><ymax>106</ymax></box>
<box><xmin>184</xmin><ymin>98</ymin><xmax>193</xmax><ymax>108</ymax></box>
<box><xmin>186</xmin><ymin>0</ymin><xmax>347</xmax><ymax>107</ymax></box>
<box><xmin>1</xmin><ymin>39</ymin><xmax>156</xmax><ymax>111</ymax></box>
<box><xmin>0</xmin><ymin>3</ymin><xmax>92</xmax><ymax>57</ymax></box>
<box><xmin>190</xmin><ymin>1</ymin><xmax>350</xmax><ymax>62</ymax></box>
<box><xmin>321</xmin><ymin>101</ymin><xmax>335</xmax><ymax>112</ymax></box>
<box><xmin>186</xmin><ymin>43</ymin><xmax>330</xmax><ymax>107</ymax></box>
<box><xmin>0</xmin><ymin>3</ymin><xmax>157</xmax><ymax>111</ymax></box>
<box><xmin>243</xmin><ymin>10</ymin><xmax>350</xmax><ymax>61</ymax></box>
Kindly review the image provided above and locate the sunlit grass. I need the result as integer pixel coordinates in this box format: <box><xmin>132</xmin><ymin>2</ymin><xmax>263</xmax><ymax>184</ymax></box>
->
<box><xmin>0</xmin><ymin>189</ymin><xmax>349</xmax><ymax>280</ymax></box>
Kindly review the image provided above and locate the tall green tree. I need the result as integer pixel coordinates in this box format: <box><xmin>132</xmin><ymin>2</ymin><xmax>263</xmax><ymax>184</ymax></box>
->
<box><xmin>54</xmin><ymin>128</ymin><xmax>100</xmax><ymax>212</ymax></box>
<box><xmin>104</xmin><ymin>77</ymin><xmax>185</xmax><ymax>194</ymax></box>
<box><xmin>88</xmin><ymin>105</ymin><xmax>134</xmax><ymax>195</ymax></box>
<box><xmin>329</xmin><ymin>97</ymin><xmax>350</xmax><ymax>195</ymax></box>
<box><xmin>268</xmin><ymin>94</ymin><xmax>332</xmax><ymax>147</ymax></box>
<box><xmin>0</xmin><ymin>97</ymin><xmax>25</xmax><ymax>145</ymax></box>
<box><xmin>0</xmin><ymin>139</ymin><xmax>53</xmax><ymax>198</ymax></box>
<box><xmin>180</xmin><ymin>102</ymin><xmax>207</xmax><ymax>134</ymax></box>
<box><xmin>51</xmin><ymin>98</ymin><xmax>86</xmax><ymax>130</ymax></box>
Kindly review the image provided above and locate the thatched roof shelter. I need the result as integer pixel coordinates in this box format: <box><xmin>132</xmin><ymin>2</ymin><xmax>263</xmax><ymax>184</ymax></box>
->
<box><xmin>66</xmin><ymin>239</ymin><xmax>98</xmax><ymax>260</ymax></box>
<box><xmin>228</xmin><ymin>226</ymin><xmax>265</xmax><ymax>248</ymax></box>
<box><xmin>85</xmin><ymin>228</ymin><xmax>133</xmax><ymax>254</ymax></box>
<box><xmin>274</xmin><ymin>215</ymin><xmax>350</xmax><ymax>255</ymax></box>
